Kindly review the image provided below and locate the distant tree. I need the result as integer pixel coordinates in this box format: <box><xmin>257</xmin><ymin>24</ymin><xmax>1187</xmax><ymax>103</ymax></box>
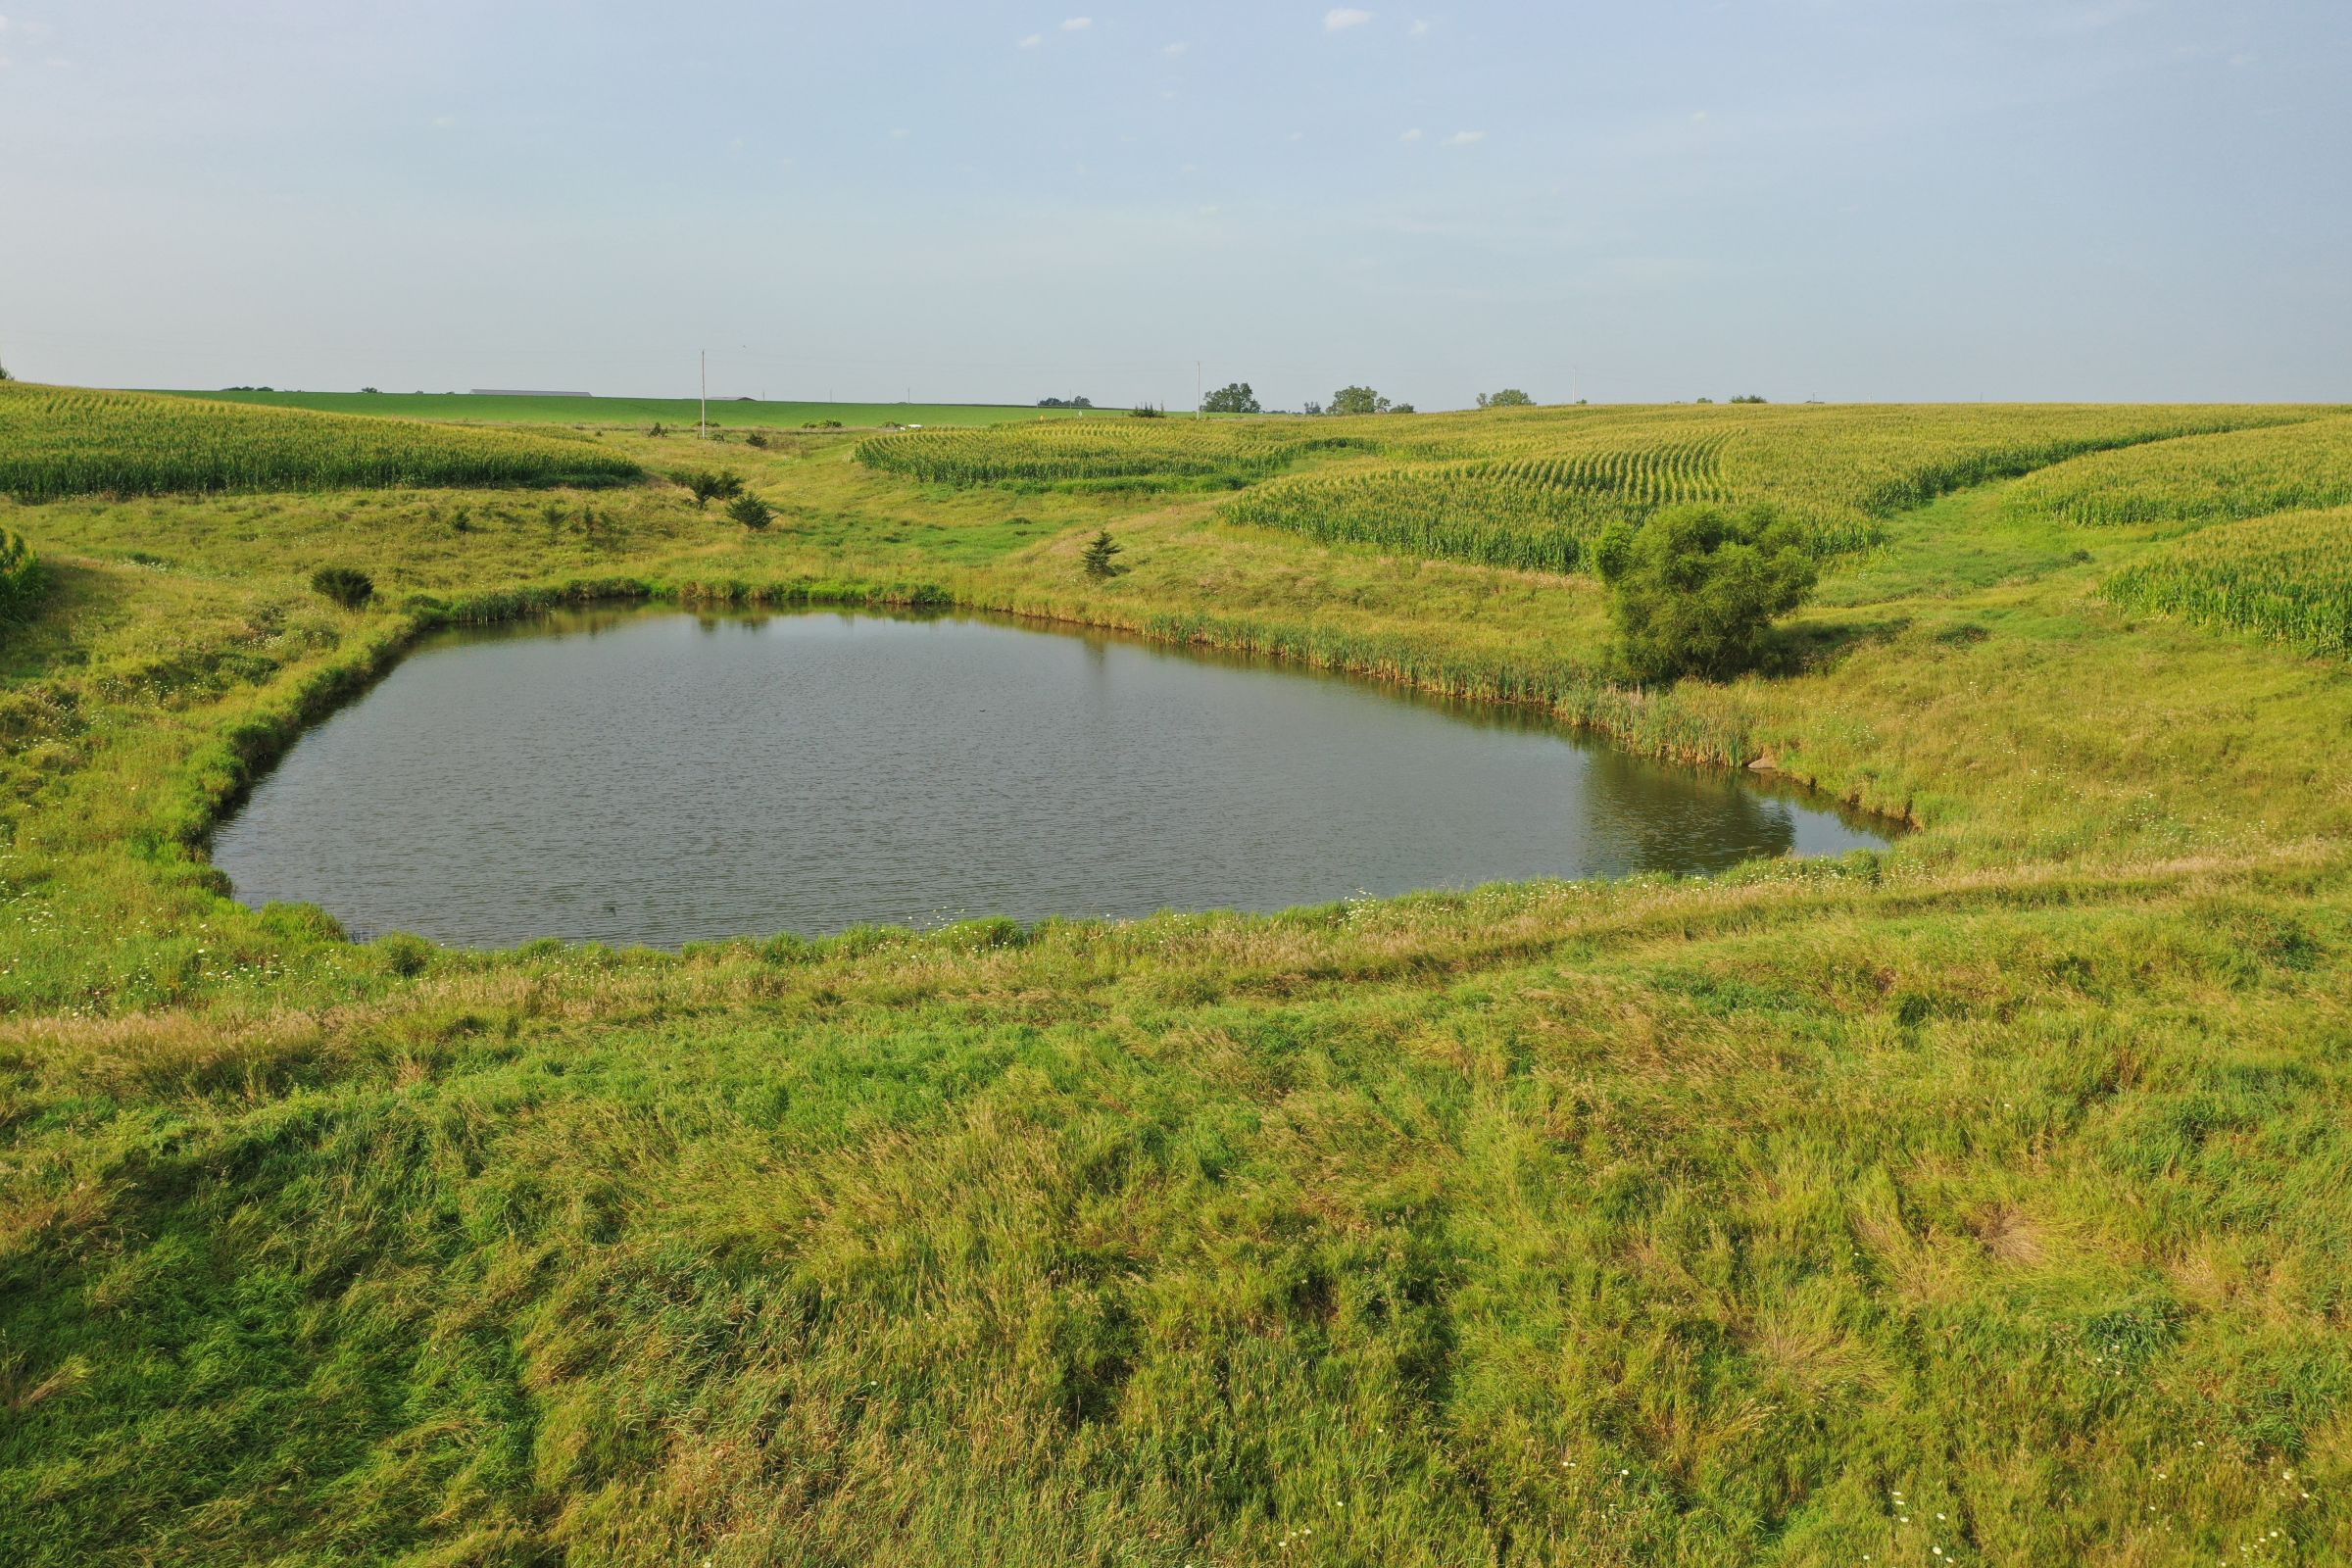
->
<box><xmin>360</xmin><ymin>386</ymin><xmax>381</xmax><ymax>394</ymax></box>
<box><xmin>1694</xmin><ymin>397</ymin><xmax>1716</xmax><ymax>404</ymax></box>
<box><xmin>0</xmin><ymin>360</ymin><xmax>12</xmax><ymax>382</ymax></box>
<box><xmin>310</xmin><ymin>566</ymin><xmax>375</xmax><ymax>611</ymax></box>
<box><xmin>1301</xmin><ymin>400</ymin><xmax>1324</xmax><ymax>416</ymax></box>
<box><xmin>1201</xmin><ymin>381</ymin><xmax>1260</xmax><ymax>415</ymax></box>
<box><xmin>1081</xmin><ymin>529</ymin><xmax>1126</xmax><ymax>579</ymax></box>
<box><xmin>1592</xmin><ymin>505</ymin><xmax>1817</xmax><ymax>683</ymax></box>
<box><xmin>1036</xmin><ymin>395</ymin><xmax>1096</xmax><ymax>409</ymax></box>
<box><xmin>1129</xmin><ymin>402</ymin><xmax>1166</xmax><ymax>418</ymax></box>
<box><xmin>1730</xmin><ymin>394</ymin><xmax>1768</xmax><ymax>404</ymax></box>
<box><xmin>1390</xmin><ymin>403</ymin><xmax>1416</xmax><ymax>415</ymax></box>
<box><xmin>728</xmin><ymin>493</ymin><xmax>775</xmax><ymax>530</ymax></box>
<box><xmin>1476</xmin><ymin>388</ymin><xmax>1534</xmax><ymax>409</ymax></box>
<box><xmin>1328</xmin><ymin>385</ymin><xmax>1391</xmax><ymax>416</ymax></box>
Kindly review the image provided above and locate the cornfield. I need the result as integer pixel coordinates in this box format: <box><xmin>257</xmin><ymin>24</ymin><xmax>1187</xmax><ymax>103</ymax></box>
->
<box><xmin>859</xmin><ymin>401</ymin><xmax>2328</xmax><ymax>576</ymax></box>
<box><xmin>2101</xmin><ymin>506</ymin><xmax>2352</xmax><ymax>658</ymax></box>
<box><xmin>2004</xmin><ymin>414</ymin><xmax>2352</xmax><ymax>527</ymax></box>
<box><xmin>0</xmin><ymin>382</ymin><xmax>642</xmax><ymax>502</ymax></box>
<box><xmin>856</xmin><ymin>419</ymin><xmax>1374</xmax><ymax>486</ymax></box>
<box><xmin>1214</xmin><ymin>406</ymin><xmax>2321</xmax><ymax>572</ymax></box>
<box><xmin>1220</xmin><ymin>441</ymin><xmax>1744</xmax><ymax>572</ymax></box>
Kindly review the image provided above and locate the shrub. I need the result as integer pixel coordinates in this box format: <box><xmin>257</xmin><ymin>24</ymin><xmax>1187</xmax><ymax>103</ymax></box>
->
<box><xmin>0</xmin><ymin>525</ymin><xmax>38</xmax><ymax>618</ymax></box>
<box><xmin>1592</xmin><ymin>504</ymin><xmax>1817</xmax><ymax>682</ymax></box>
<box><xmin>1477</xmin><ymin>389</ymin><xmax>1534</xmax><ymax>409</ymax></box>
<box><xmin>746</xmin><ymin>431</ymin><xmax>770</xmax><ymax>449</ymax></box>
<box><xmin>728</xmin><ymin>493</ymin><xmax>775</xmax><ymax>531</ymax></box>
<box><xmin>310</xmin><ymin>565</ymin><xmax>375</xmax><ymax>610</ymax></box>
<box><xmin>1081</xmin><ymin>529</ymin><xmax>1126</xmax><ymax>578</ymax></box>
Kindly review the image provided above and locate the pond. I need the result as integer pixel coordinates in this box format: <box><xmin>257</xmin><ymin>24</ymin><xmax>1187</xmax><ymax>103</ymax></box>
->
<box><xmin>211</xmin><ymin>608</ymin><xmax>1897</xmax><ymax>949</ymax></box>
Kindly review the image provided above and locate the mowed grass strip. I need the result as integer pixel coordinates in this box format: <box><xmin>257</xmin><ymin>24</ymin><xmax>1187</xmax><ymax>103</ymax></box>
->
<box><xmin>0</xmin><ymin>383</ymin><xmax>641</xmax><ymax>502</ymax></box>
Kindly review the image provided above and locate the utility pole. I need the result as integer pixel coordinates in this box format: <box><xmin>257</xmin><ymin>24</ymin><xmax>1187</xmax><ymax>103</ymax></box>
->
<box><xmin>1196</xmin><ymin>360</ymin><xmax>1203</xmax><ymax>419</ymax></box>
<box><xmin>700</xmin><ymin>350</ymin><xmax>709</xmax><ymax>440</ymax></box>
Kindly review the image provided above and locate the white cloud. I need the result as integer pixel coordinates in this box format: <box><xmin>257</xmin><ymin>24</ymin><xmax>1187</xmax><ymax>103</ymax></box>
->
<box><xmin>1326</xmin><ymin>8</ymin><xmax>1372</xmax><ymax>31</ymax></box>
<box><xmin>890</xmin><ymin>126</ymin><xmax>912</xmax><ymax>138</ymax></box>
<box><xmin>1163</xmin><ymin>41</ymin><xmax>1188</xmax><ymax>57</ymax></box>
<box><xmin>1399</xmin><ymin>127</ymin><xmax>1423</xmax><ymax>142</ymax></box>
<box><xmin>1444</xmin><ymin>129</ymin><xmax>1485</xmax><ymax>146</ymax></box>
<box><xmin>1061</xmin><ymin>16</ymin><xmax>1092</xmax><ymax>30</ymax></box>
<box><xmin>429</xmin><ymin>115</ymin><xmax>456</xmax><ymax>129</ymax></box>
<box><xmin>1409</xmin><ymin>19</ymin><xmax>1429</xmax><ymax>35</ymax></box>
<box><xmin>1018</xmin><ymin>32</ymin><xmax>1042</xmax><ymax>48</ymax></box>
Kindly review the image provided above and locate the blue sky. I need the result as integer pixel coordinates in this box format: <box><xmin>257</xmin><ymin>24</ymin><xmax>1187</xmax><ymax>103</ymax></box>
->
<box><xmin>2</xmin><ymin>1</ymin><xmax>2345</xmax><ymax>408</ymax></box>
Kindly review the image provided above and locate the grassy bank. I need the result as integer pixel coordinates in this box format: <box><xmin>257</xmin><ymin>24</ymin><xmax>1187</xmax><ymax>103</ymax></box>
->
<box><xmin>2</xmin><ymin>406</ymin><xmax>2349</xmax><ymax>1565</ymax></box>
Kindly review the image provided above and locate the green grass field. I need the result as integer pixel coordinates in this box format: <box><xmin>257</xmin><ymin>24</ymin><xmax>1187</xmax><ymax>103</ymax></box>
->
<box><xmin>164</xmin><ymin>388</ymin><xmax>1130</xmax><ymax>430</ymax></box>
<box><xmin>3</xmin><ymin>398</ymin><xmax>2350</xmax><ymax>1565</ymax></box>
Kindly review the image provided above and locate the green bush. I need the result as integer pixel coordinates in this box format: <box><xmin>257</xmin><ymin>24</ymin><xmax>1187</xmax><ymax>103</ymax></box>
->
<box><xmin>1593</xmin><ymin>504</ymin><xmax>1817</xmax><ymax>682</ymax></box>
<box><xmin>728</xmin><ymin>493</ymin><xmax>775</xmax><ymax>531</ymax></box>
<box><xmin>0</xmin><ymin>525</ymin><xmax>38</xmax><ymax>618</ymax></box>
<box><xmin>310</xmin><ymin>565</ymin><xmax>375</xmax><ymax>610</ymax></box>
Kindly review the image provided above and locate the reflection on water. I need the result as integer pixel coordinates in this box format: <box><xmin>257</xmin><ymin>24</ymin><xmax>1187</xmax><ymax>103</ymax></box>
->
<box><xmin>211</xmin><ymin>607</ymin><xmax>1897</xmax><ymax>949</ymax></box>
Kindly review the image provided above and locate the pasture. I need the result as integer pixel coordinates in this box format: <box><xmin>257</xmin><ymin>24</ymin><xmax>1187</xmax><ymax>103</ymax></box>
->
<box><xmin>1</xmin><ymin>398</ymin><xmax>2349</xmax><ymax>1566</ymax></box>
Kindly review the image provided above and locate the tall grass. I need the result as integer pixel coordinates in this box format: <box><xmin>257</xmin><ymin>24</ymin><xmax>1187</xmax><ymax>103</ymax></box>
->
<box><xmin>0</xmin><ymin>382</ymin><xmax>642</xmax><ymax>501</ymax></box>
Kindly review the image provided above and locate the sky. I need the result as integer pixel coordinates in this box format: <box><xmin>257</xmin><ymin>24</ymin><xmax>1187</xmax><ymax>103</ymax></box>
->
<box><xmin>1</xmin><ymin>1</ymin><xmax>2346</xmax><ymax>410</ymax></box>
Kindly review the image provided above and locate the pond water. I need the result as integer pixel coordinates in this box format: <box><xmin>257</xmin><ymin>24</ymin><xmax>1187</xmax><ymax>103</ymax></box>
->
<box><xmin>211</xmin><ymin>608</ymin><xmax>1896</xmax><ymax>949</ymax></box>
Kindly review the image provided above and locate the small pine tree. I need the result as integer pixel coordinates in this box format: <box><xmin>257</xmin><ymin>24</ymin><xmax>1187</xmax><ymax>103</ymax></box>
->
<box><xmin>311</xmin><ymin>565</ymin><xmax>375</xmax><ymax>610</ymax></box>
<box><xmin>1081</xmin><ymin>530</ymin><xmax>1125</xmax><ymax>579</ymax></box>
<box><xmin>678</xmin><ymin>469</ymin><xmax>744</xmax><ymax>509</ymax></box>
<box><xmin>728</xmin><ymin>493</ymin><xmax>774</xmax><ymax>530</ymax></box>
